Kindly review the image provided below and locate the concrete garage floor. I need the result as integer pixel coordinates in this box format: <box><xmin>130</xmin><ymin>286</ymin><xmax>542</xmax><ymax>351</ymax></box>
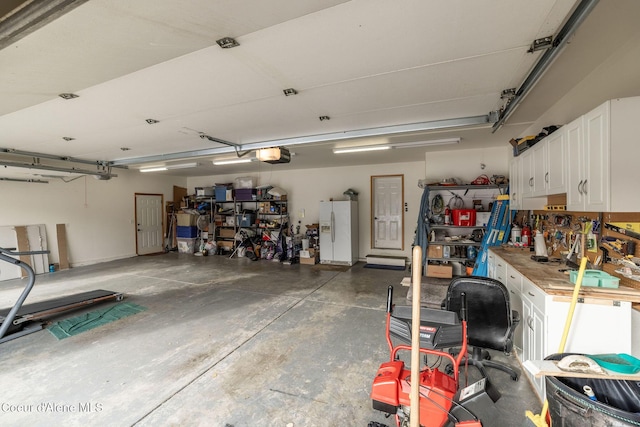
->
<box><xmin>0</xmin><ymin>254</ymin><xmax>541</xmax><ymax>426</ymax></box>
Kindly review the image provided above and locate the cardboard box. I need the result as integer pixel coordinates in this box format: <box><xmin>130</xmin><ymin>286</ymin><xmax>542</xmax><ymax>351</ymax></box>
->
<box><xmin>218</xmin><ymin>228</ymin><xmax>235</xmax><ymax>238</ymax></box>
<box><xmin>300</xmin><ymin>251</ymin><xmax>319</xmax><ymax>265</ymax></box>
<box><xmin>177</xmin><ymin>213</ymin><xmax>198</xmax><ymax>226</ymax></box>
<box><xmin>427</xmin><ymin>244</ymin><xmax>443</xmax><ymax>258</ymax></box>
<box><xmin>426</xmin><ymin>264</ymin><xmax>453</xmax><ymax>278</ymax></box>
<box><xmin>475</xmin><ymin>212</ymin><xmax>491</xmax><ymax>227</ymax></box>
<box><xmin>217</xmin><ymin>240</ymin><xmax>234</xmax><ymax>250</ymax></box>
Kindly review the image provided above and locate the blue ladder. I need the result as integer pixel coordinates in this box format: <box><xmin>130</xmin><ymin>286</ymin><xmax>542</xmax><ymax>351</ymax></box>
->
<box><xmin>472</xmin><ymin>195</ymin><xmax>514</xmax><ymax>277</ymax></box>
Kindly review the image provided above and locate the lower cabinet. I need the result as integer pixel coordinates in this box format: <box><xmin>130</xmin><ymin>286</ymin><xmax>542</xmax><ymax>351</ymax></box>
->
<box><xmin>520</xmin><ymin>276</ymin><xmax>547</xmax><ymax>398</ymax></box>
<box><xmin>505</xmin><ymin>265</ymin><xmax>523</xmax><ymax>352</ymax></box>
<box><xmin>489</xmin><ymin>250</ymin><xmax>634</xmax><ymax>400</ymax></box>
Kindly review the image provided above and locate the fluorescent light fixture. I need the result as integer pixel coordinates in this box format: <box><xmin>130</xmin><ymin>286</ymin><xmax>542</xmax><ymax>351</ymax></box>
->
<box><xmin>333</xmin><ymin>145</ymin><xmax>391</xmax><ymax>154</ymax></box>
<box><xmin>167</xmin><ymin>162</ymin><xmax>197</xmax><ymax>169</ymax></box>
<box><xmin>140</xmin><ymin>166</ymin><xmax>168</xmax><ymax>173</ymax></box>
<box><xmin>213</xmin><ymin>158</ymin><xmax>253</xmax><ymax>166</ymax></box>
<box><xmin>139</xmin><ymin>162</ymin><xmax>197</xmax><ymax>172</ymax></box>
<box><xmin>390</xmin><ymin>137</ymin><xmax>460</xmax><ymax>149</ymax></box>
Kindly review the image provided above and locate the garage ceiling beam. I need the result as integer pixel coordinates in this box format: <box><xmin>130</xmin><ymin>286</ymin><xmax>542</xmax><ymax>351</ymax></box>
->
<box><xmin>0</xmin><ymin>0</ymin><xmax>89</xmax><ymax>51</ymax></box>
<box><xmin>110</xmin><ymin>114</ymin><xmax>492</xmax><ymax>166</ymax></box>
<box><xmin>492</xmin><ymin>0</ymin><xmax>600</xmax><ymax>132</ymax></box>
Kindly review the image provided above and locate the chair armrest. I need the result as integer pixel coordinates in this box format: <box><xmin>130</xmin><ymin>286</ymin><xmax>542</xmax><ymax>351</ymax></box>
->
<box><xmin>503</xmin><ymin>310</ymin><xmax>521</xmax><ymax>354</ymax></box>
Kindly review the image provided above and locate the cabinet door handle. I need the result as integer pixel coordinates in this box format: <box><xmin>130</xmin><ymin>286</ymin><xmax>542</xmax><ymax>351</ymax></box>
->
<box><xmin>527</xmin><ymin>316</ymin><xmax>533</xmax><ymax>330</ymax></box>
<box><xmin>545</xmin><ymin>172</ymin><xmax>549</xmax><ymax>183</ymax></box>
<box><xmin>577</xmin><ymin>180</ymin><xmax>584</xmax><ymax>194</ymax></box>
<box><xmin>528</xmin><ymin>291</ymin><xmax>535</xmax><ymax>297</ymax></box>
<box><xmin>582</xmin><ymin>180</ymin><xmax>587</xmax><ymax>194</ymax></box>
<box><xmin>529</xmin><ymin>177</ymin><xmax>533</xmax><ymax>186</ymax></box>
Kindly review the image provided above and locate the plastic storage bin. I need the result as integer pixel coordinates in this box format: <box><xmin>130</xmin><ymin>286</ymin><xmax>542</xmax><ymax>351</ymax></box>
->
<box><xmin>195</xmin><ymin>187</ymin><xmax>214</xmax><ymax>197</ymax></box>
<box><xmin>233</xmin><ymin>176</ymin><xmax>255</xmax><ymax>189</ymax></box>
<box><xmin>234</xmin><ymin>188</ymin><xmax>256</xmax><ymax>201</ymax></box>
<box><xmin>176</xmin><ymin>226</ymin><xmax>198</xmax><ymax>238</ymax></box>
<box><xmin>569</xmin><ymin>269</ymin><xmax>620</xmax><ymax>288</ymax></box>
<box><xmin>177</xmin><ymin>238</ymin><xmax>196</xmax><ymax>254</ymax></box>
<box><xmin>452</xmin><ymin>209</ymin><xmax>476</xmax><ymax>226</ymax></box>
<box><xmin>236</xmin><ymin>213</ymin><xmax>256</xmax><ymax>227</ymax></box>
<box><xmin>215</xmin><ymin>184</ymin><xmax>232</xmax><ymax>201</ymax></box>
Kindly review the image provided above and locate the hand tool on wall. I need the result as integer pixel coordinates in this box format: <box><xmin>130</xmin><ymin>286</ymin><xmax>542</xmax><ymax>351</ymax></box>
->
<box><xmin>604</xmin><ymin>223</ymin><xmax>640</xmax><ymax>240</ymax></box>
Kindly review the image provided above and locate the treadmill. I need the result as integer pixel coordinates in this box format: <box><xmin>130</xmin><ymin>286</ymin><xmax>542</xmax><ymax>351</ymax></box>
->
<box><xmin>0</xmin><ymin>247</ymin><xmax>123</xmax><ymax>344</ymax></box>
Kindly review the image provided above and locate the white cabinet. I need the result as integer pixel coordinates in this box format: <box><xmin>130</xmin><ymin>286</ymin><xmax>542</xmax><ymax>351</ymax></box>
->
<box><xmin>521</xmin><ymin>278</ymin><xmax>547</xmax><ymax>398</ymax></box>
<box><xmin>519</xmin><ymin>149</ymin><xmax>534</xmax><ymax>199</ymax></box>
<box><xmin>488</xmin><ymin>249</ymin><xmax>635</xmax><ymax>400</ymax></box>
<box><xmin>505</xmin><ymin>265</ymin><xmax>523</xmax><ymax>351</ymax></box>
<box><xmin>514</xmin><ymin>96</ymin><xmax>640</xmax><ymax>212</ymax></box>
<box><xmin>530</xmin><ymin>142</ymin><xmax>547</xmax><ymax>196</ymax></box>
<box><xmin>565</xmin><ymin>116</ymin><xmax>583</xmax><ymax>210</ymax></box>
<box><xmin>566</xmin><ymin>102</ymin><xmax>610</xmax><ymax>211</ymax></box>
<box><xmin>544</xmin><ymin>129</ymin><xmax>567</xmax><ymax>195</ymax></box>
<box><xmin>508</xmin><ymin>155</ymin><xmax>521</xmax><ymax>210</ymax></box>
<box><xmin>530</xmin><ymin>128</ymin><xmax>567</xmax><ymax>197</ymax></box>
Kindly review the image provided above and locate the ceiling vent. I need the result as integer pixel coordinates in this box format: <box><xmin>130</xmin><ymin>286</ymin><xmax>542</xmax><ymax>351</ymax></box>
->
<box><xmin>216</xmin><ymin>37</ymin><xmax>239</xmax><ymax>48</ymax></box>
<box><xmin>58</xmin><ymin>93</ymin><xmax>78</xmax><ymax>100</ymax></box>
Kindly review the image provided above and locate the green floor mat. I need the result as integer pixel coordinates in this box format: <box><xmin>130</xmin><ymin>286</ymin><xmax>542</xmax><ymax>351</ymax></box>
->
<box><xmin>48</xmin><ymin>302</ymin><xmax>147</xmax><ymax>339</ymax></box>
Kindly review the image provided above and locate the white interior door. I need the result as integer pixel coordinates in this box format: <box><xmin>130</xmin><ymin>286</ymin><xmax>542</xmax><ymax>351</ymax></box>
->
<box><xmin>372</xmin><ymin>175</ymin><xmax>403</xmax><ymax>250</ymax></box>
<box><xmin>135</xmin><ymin>194</ymin><xmax>164</xmax><ymax>255</ymax></box>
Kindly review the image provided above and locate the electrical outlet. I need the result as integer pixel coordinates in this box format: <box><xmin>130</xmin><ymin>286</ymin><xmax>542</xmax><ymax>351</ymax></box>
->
<box><xmin>299</xmin><ymin>209</ymin><xmax>305</xmax><ymax>218</ymax></box>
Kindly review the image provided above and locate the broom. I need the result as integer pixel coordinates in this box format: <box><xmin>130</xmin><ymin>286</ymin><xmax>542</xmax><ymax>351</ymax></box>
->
<box><xmin>523</xmin><ymin>256</ymin><xmax>589</xmax><ymax>427</ymax></box>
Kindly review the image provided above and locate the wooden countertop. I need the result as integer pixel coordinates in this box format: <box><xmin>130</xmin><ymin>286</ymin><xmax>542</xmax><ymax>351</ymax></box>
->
<box><xmin>489</xmin><ymin>246</ymin><xmax>640</xmax><ymax>305</ymax></box>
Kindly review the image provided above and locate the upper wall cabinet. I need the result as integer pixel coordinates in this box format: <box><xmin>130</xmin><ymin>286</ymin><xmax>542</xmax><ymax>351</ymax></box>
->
<box><xmin>566</xmin><ymin>102</ymin><xmax>609</xmax><ymax>211</ymax></box>
<box><xmin>509</xmin><ymin>155</ymin><xmax>522</xmax><ymax>210</ymax></box>
<box><xmin>514</xmin><ymin>96</ymin><xmax>640</xmax><ymax>212</ymax></box>
<box><xmin>510</xmin><ymin>125</ymin><xmax>566</xmax><ymax>210</ymax></box>
<box><xmin>521</xmin><ymin>126</ymin><xmax>567</xmax><ymax>198</ymax></box>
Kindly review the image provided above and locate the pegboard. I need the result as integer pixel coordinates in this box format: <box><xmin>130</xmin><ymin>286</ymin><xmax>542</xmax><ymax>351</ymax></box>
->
<box><xmin>513</xmin><ymin>210</ymin><xmax>640</xmax><ymax>291</ymax></box>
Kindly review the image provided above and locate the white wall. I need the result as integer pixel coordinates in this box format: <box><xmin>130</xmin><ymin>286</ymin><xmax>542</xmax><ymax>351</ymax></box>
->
<box><xmin>0</xmin><ymin>169</ymin><xmax>184</xmax><ymax>268</ymax></box>
<box><xmin>188</xmin><ymin>161</ymin><xmax>427</xmax><ymax>261</ymax></box>
<box><xmin>424</xmin><ymin>146</ymin><xmax>511</xmax><ymax>184</ymax></box>
<box><xmin>0</xmin><ymin>147</ymin><xmax>509</xmax><ymax>276</ymax></box>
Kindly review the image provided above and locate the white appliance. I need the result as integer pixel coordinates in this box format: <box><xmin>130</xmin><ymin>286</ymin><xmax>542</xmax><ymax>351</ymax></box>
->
<box><xmin>319</xmin><ymin>200</ymin><xmax>358</xmax><ymax>265</ymax></box>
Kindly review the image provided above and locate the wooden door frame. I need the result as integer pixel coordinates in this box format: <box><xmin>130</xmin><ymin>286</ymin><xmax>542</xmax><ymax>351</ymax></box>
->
<box><xmin>370</xmin><ymin>174</ymin><xmax>404</xmax><ymax>250</ymax></box>
<box><xmin>135</xmin><ymin>192</ymin><xmax>164</xmax><ymax>255</ymax></box>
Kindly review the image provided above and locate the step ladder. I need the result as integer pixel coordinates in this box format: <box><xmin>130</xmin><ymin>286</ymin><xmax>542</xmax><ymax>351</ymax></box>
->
<box><xmin>472</xmin><ymin>195</ymin><xmax>514</xmax><ymax>277</ymax></box>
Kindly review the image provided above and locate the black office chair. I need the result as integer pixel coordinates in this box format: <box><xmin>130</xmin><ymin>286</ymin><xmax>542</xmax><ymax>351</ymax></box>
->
<box><xmin>442</xmin><ymin>276</ymin><xmax>520</xmax><ymax>381</ymax></box>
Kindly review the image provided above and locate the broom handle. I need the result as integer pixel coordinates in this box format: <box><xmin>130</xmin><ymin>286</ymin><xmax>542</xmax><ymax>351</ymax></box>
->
<box><xmin>410</xmin><ymin>246</ymin><xmax>422</xmax><ymax>427</ymax></box>
<box><xmin>540</xmin><ymin>255</ymin><xmax>589</xmax><ymax>422</ymax></box>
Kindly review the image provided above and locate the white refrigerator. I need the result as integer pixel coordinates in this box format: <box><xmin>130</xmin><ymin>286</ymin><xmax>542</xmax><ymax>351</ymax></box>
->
<box><xmin>319</xmin><ymin>200</ymin><xmax>358</xmax><ymax>265</ymax></box>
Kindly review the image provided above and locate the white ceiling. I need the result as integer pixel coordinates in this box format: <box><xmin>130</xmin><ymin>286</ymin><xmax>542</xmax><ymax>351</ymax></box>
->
<box><xmin>1</xmin><ymin>0</ymin><xmax>640</xmax><ymax>179</ymax></box>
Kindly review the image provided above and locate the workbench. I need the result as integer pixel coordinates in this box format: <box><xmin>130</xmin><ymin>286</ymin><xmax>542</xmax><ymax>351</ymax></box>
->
<box><xmin>487</xmin><ymin>246</ymin><xmax>638</xmax><ymax>399</ymax></box>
